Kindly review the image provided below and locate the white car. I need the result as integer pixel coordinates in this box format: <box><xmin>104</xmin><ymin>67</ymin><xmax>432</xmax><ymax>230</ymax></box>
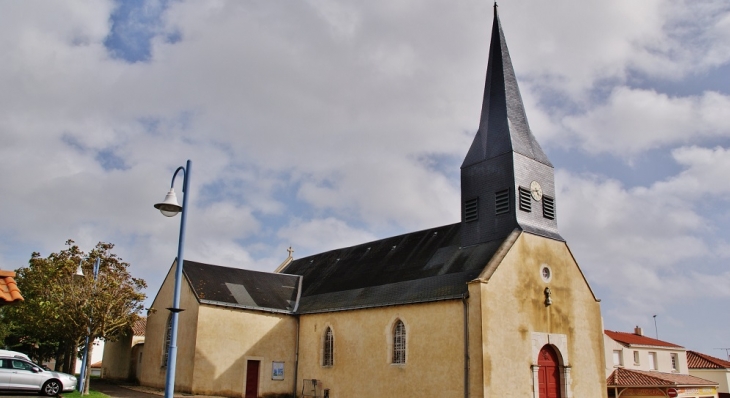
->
<box><xmin>0</xmin><ymin>356</ymin><xmax>77</xmax><ymax>396</ymax></box>
<box><xmin>0</xmin><ymin>350</ymin><xmax>31</xmax><ymax>361</ymax></box>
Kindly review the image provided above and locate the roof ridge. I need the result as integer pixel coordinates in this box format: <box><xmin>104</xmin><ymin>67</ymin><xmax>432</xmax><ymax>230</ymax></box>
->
<box><xmin>607</xmin><ymin>367</ymin><xmax>718</xmax><ymax>387</ymax></box>
<box><xmin>285</xmin><ymin>222</ymin><xmax>460</xmax><ymax>265</ymax></box>
<box><xmin>604</xmin><ymin>329</ymin><xmax>683</xmax><ymax>348</ymax></box>
<box><xmin>688</xmin><ymin>350</ymin><xmax>730</xmax><ymax>368</ymax></box>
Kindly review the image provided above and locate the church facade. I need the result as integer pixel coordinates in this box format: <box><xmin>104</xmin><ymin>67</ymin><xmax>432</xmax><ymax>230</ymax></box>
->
<box><xmin>139</xmin><ymin>8</ymin><xmax>607</xmax><ymax>398</ymax></box>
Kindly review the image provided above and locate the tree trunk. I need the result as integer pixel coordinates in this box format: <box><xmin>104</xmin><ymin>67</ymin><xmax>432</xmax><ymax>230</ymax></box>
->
<box><xmin>61</xmin><ymin>343</ymin><xmax>76</xmax><ymax>375</ymax></box>
<box><xmin>82</xmin><ymin>342</ymin><xmax>94</xmax><ymax>395</ymax></box>
<box><xmin>53</xmin><ymin>348</ymin><xmax>63</xmax><ymax>371</ymax></box>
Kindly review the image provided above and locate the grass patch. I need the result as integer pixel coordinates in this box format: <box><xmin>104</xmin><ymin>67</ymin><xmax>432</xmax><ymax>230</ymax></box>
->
<box><xmin>60</xmin><ymin>390</ymin><xmax>110</xmax><ymax>398</ymax></box>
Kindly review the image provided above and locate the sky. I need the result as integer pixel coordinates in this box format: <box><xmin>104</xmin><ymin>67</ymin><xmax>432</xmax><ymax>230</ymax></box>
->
<box><xmin>0</xmin><ymin>0</ymin><xmax>729</xmax><ymax>357</ymax></box>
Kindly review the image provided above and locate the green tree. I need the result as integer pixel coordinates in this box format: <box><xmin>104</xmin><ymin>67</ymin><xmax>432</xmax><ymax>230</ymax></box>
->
<box><xmin>4</xmin><ymin>240</ymin><xmax>146</xmax><ymax>394</ymax></box>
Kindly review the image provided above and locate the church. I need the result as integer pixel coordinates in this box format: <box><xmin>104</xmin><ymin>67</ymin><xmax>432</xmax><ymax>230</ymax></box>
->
<box><xmin>138</xmin><ymin>7</ymin><xmax>607</xmax><ymax>398</ymax></box>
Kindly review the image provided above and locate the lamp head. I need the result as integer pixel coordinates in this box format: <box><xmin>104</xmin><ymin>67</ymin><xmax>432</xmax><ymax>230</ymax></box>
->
<box><xmin>75</xmin><ymin>264</ymin><xmax>84</xmax><ymax>277</ymax></box>
<box><xmin>154</xmin><ymin>188</ymin><xmax>182</xmax><ymax>217</ymax></box>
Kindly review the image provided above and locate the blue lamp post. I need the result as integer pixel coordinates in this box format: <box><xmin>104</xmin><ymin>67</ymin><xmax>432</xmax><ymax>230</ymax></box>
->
<box><xmin>76</xmin><ymin>257</ymin><xmax>100</xmax><ymax>394</ymax></box>
<box><xmin>154</xmin><ymin>160</ymin><xmax>191</xmax><ymax>398</ymax></box>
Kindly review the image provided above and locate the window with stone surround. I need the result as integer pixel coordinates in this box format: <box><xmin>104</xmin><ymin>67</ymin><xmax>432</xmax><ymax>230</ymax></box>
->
<box><xmin>323</xmin><ymin>327</ymin><xmax>334</xmax><ymax>367</ymax></box>
<box><xmin>393</xmin><ymin>320</ymin><xmax>406</xmax><ymax>364</ymax></box>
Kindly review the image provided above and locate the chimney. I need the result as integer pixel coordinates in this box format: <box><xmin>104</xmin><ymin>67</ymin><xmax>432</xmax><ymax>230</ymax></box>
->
<box><xmin>634</xmin><ymin>326</ymin><xmax>643</xmax><ymax>336</ymax></box>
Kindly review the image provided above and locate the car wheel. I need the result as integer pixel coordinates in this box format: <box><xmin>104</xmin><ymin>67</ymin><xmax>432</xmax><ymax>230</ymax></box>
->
<box><xmin>41</xmin><ymin>379</ymin><xmax>61</xmax><ymax>396</ymax></box>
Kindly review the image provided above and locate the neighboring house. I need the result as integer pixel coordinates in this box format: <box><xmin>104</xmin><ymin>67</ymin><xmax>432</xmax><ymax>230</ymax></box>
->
<box><xmin>90</xmin><ymin>361</ymin><xmax>102</xmax><ymax>377</ymax></box>
<box><xmin>74</xmin><ymin>338</ymin><xmax>104</xmax><ymax>374</ymax></box>
<box><xmin>101</xmin><ymin>317</ymin><xmax>146</xmax><ymax>381</ymax></box>
<box><xmin>607</xmin><ymin>368</ymin><xmax>718</xmax><ymax>398</ymax></box>
<box><xmin>687</xmin><ymin>351</ymin><xmax>730</xmax><ymax>398</ymax></box>
<box><xmin>605</xmin><ymin>328</ymin><xmax>687</xmax><ymax>374</ymax></box>
<box><xmin>41</xmin><ymin>339</ymin><xmax>103</xmax><ymax>374</ymax></box>
<box><xmin>0</xmin><ymin>270</ymin><xmax>23</xmax><ymax>305</ymax></box>
<box><xmin>605</xmin><ymin>329</ymin><xmax>719</xmax><ymax>398</ymax></box>
<box><xmin>141</xmin><ymin>7</ymin><xmax>607</xmax><ymax>398</ymax></box>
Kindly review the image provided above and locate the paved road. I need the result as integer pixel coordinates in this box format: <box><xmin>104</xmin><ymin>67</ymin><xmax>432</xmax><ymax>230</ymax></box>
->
<box><xmin>0</xmin><ymin>379</ymin><xmax>218</xmax><ymax>398</ymax></box>
<box><xmin>0</xmin><ymin>380</ymin><xmax>162</xmax><ymax>398</ymax></box>
<box><xmin>89</xmin><ymin>380</ymin><xmax>161</xmax><ymax>398</ymax></box>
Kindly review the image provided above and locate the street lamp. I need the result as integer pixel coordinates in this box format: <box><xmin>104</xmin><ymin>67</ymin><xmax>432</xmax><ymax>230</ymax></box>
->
<box><xmin>154</xmin><ymin>160</ymin><xmax>191</xmax><ymax>398</ymax></box>
<box><xmin>76</xmin><ymin>257</ymin><xmax>100</xmax><ymax>394</ymax></box>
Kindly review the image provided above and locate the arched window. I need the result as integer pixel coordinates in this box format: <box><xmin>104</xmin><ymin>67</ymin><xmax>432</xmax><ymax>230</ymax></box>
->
<box><xmin>393</xmin><ymin>320</ymin><xmax>406</xmax><ymax>364</ymax></box>
<box><xmin>323</xmin><ymin>327</ymin><xmax>334</xmax><ymax>367</ymax></box>
<box><xmin>162</xmin><ymin>314</ymin><xmax>172</xmax><ymax>368</ymax></box>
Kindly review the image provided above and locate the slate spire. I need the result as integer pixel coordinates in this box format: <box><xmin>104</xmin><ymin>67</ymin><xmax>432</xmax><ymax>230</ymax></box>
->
<box><xmin>462</xmin><ymin>5</ymin><xmax>551</xmax><ymax>168</ymax></box>
<box><xmin>460</xmin><ymin>6</ymin><xmax>561</xmax><ymax>247</ymax></box>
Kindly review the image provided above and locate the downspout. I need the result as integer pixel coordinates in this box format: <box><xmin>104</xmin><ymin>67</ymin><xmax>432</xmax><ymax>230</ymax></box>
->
<box><xmin>292</xmin><ymin>276</ymin><xmax>303</xmax><ymax>396</ymax></box>
<box><xmin>293</xmin><ymin>316</ymin><xmax>300</xmax><ymax>396</ymax></box>
<box><xmin>463</xmin><ymin>293</ymin><xmax>470</xmax><ymax>398</ymax></box>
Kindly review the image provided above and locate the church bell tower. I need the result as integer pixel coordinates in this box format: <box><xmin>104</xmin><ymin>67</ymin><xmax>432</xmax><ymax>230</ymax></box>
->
<box><xmin>461</xmin><ymin>6</ymin><xmax>562</xmax><ymax>247</ymax></box>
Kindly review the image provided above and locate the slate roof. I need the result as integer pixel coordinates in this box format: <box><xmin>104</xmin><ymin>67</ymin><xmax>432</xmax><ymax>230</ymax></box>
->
<box><xmin>687</xmin><ymin>351</ymin><xmax>730</xmax><ymax>369</ymax></box>
<box><xmin>183</xmin><ymin>260</ymin><xmax>301</xmax><ymax>313</ymax></box>
<box><xmin>281</xmin><ymin>223</ymin><xmax>505</xmax><ymax>314</ymax></box>
<box><xmin>462</xmin><ymin>6</ymin><xmax>552</xmax><ymax>169</ymax></box>
<box><xmin>607</xmin><ymin>368</ymin><xmax>717</xmax><ymax>387</ymax></box>
<box><xmin>0</xmin><ymin>270</ymin><xmax>23</xmax><ymax>306</ymax></box>
<box><xmin>605</xmin><ymin>330</ymin><xmax>684</xmax><ymax>348</ymax></box>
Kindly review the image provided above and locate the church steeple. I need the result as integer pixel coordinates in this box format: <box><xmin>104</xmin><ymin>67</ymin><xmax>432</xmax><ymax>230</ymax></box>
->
<box><xmin>462</xmin><ymin>5</ymin><xmax>551</xmax><ymax>168</ymax></box>
<box><xmin>460</xmin><ymin>5</ymin><xmax>562</xmax><ymax>247</ymax></box>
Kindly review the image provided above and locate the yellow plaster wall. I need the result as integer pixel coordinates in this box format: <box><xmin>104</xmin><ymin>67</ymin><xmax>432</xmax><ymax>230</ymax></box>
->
<box><xmin>479</xmin><ymin>232</ymin><xmax>606</xmax><ymax>398</ymax></box>
<box><xmin>297</xmin><ymin>300</ymin><xmax>467</xmax><ymax>398</ymax></box>
<box><xmin>689</xmin><ymin>369</ymin><xmax>730</xmax><ymax>394</ymax></box>
<box><xmin>101</xmin><ymin>332</ymin><xmax>133</xmax><ymax>380</ymax></box>
<box><xmin>138</xmin><ymin>262</ymin><xmax>200</xmax><ymax>393</ymax></box>
<box><xmin>192</xmin><ymin>305</ymin><xmax>298</xmax><ymax>397</ymax></box>
<box><xmin>102</xmin><ymin>332</ymin><xmax>146</xmax><ymax>380</ymax></box>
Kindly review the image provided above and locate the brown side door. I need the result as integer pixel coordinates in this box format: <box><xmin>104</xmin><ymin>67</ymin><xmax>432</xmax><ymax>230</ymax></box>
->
<box><xmin>245</xmin><ymin>360</ymin><xmax>260</xmax><ymax>398</ymax></box>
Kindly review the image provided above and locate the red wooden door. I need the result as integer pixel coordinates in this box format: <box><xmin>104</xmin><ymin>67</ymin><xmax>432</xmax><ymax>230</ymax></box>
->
<box><xmin>538</xmin><ymin>345</ymin><xmax>561</xmax><ymax>398</ymax></box>
<box><xmin>245</xmin><ymin>360</ymin><xmax>260</xmax><ymax>398</ymax></box>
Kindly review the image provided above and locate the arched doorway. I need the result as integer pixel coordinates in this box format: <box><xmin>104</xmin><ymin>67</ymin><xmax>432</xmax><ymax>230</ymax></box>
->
<box><xmin>537</xmin><ymin>345</ymin><xmax>561</xmax><ymax>398</ymax></box>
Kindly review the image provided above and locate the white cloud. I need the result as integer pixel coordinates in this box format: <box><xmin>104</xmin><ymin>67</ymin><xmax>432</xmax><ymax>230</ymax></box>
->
<box><xmin>655</xmin><ymin>146</ymin><xmax>730</xmax><ymax>198</ymax></box>
<box><xmin>559</xmin><ymin>88</ymin><xmax>730</xmax><ymax>155</ymax></box>
<box><xmin>504</xmin><ymin>1</ymin><xmax>730</xmax><ymax>98</ymax></box>
<box><xmin>557</xmin><ymin>144</ymin><xmax>730</xmax><ymax>322</ymax></box>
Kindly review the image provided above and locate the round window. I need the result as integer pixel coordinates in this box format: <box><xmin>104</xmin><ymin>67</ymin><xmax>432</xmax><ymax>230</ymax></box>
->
<box><xmin>540</xmin><ymin>264</ymin><xmax>552</xmax><ymax>282</ymax></box>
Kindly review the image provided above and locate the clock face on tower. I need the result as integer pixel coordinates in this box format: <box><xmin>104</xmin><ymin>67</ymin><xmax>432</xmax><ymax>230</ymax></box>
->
<box><xmin>530</xmin><ymin>181</ymin><xmax>543</xmax><ymax>201</ymax></box>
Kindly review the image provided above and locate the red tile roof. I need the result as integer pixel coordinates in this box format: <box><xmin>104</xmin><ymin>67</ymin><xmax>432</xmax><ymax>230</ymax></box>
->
<box><xmin>131</xmin><ymin>317</ymin><xmax>146</xmax><ymax>336</ymax></box>
<box><xmin>687</xmin><ymin>351</ymin><xmax>730</xmax><ymax>369</ymax></box>
<box><xmin>91</xmin><ymin>361</ymin><xmax>102</xmax><ymax>368</ymax></box>
<box><xmin>605</xmin><ymin>330</ymin><xmax>683</xmax><ymax>348</ymax></box>
<box><xmin>607</xmin><ymin>368</ymin><xmax>717</xmax><ymax>387</ymax></box>
<box><xmin>0</xmin><ymin>270</ymin><xmax>23</xmax><ymax>305</ymax></box>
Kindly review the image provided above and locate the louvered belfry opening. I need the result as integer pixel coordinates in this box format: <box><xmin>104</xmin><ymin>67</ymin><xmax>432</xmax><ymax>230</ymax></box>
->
<box><xmin>518</xmin><ymin>187</ymin><xmax>531</xmax><ymax>212</ymax></box>
<box><xmin>543</xmin><ymin>196</ymin><xmax>555</xmax><ymax>220</ymax></box>
<box><xmin>495</xmin><ymin>189</ymin><xmax>510</xmax><ymax>215</ymax></box>
<box><xmin>464</xmin><ymin>198</ymin><xmax>479</xmax><ymax>222</ymax></box>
